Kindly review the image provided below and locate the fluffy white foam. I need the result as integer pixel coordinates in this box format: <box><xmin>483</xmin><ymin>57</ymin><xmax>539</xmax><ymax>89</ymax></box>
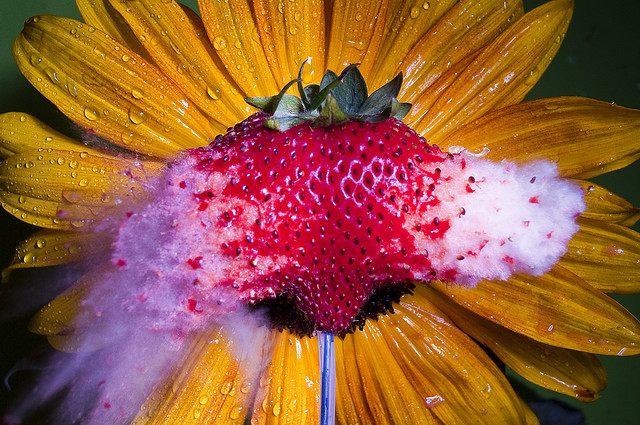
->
<box><xmin>410</xmin><ymin>155</ymin><xmax>584</xmax><ymax>284</ymax></box>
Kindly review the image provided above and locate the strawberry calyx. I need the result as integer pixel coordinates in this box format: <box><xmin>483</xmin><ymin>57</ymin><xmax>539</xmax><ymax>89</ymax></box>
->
<box><xmin>245</xmin><ymin>63</ymin><xmax>412</xmax><ymax>131</ymax></box>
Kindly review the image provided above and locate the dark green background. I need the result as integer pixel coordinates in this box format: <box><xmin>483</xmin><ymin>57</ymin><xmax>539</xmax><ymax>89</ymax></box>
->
<box><xmin>0</xmin><ymin>1</ymin><xmax>638</xmax><ymax>424</ymax></box>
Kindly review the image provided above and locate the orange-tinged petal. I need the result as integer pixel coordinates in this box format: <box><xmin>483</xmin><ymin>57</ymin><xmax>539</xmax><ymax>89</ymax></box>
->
<box><xmin>325</xmin><ymin>0</ymin><xmax>389</xmax><ymax>78</ymax></box>
<box><xmin>561</xmin><ymin>218</ymin><xmax>640</xmax><ymax>294</ymax></box>
<box><xmin>0</xmin><ymin>148</ymin><xmax>162</xmax><ymax>229</ymax></box>
<box><xmin>577</xmin><ymin>180</ymin><xmax>640</xmax><ymax>227</ymax></box>
<box><xmin>438</xmin><ymin>97</ymin><xmax>640</xmax><ymax>179</ymax></box>
<box><xmin>336</xmin><ymin>321</ymin><xmax>439</xmax><ymax>424</ymax></box>
<box><xmin>253</xmin><ymin>0</ymin><xmax>325</xmax><ymax>85</ymax></box>
<box><xmin>131</xmin><ymin>326</ymin><xmax>264</xmax><ymax>425</ymax></box>
<box><xmin>6</xmin><ymin>228</ymin><xmax>110</xmax><ymax>270</ymax></box>
<box><xmin>364</xmin><ymin>0</ymin><xmax>458</xmax><ymax>90</ymax></box>
<box><xmin>13</xmin><ymin>15</ymin><xmax>215</xmax><ymax>157</ymax></box>
<box><xmin>423</xmin><ymin>285</ymin><xmax>608</xmax><ymax>401</ymax></box>
<box><xmin>250</xmin><ymin>330</ymin><xmax>319</xmax><ymax>425</ymax></box>
<box><xmin>375</xmin><ymin>292</ymin><xmax>529</xmax><ymax>424</ymax></box>
<box><xmin>399</xmin><ymin>0</ymin><xmax>524</xmax><ymax>103</ymax></box>
<box><xmin>0</xmin><ymin>113</ymin><xmax>85</xmax><ymax>159</ymax></box>
<box><xmin>75</xmin><ymin>0</ymin><xmax>149</xmax><ymax>58</ymax></box>
<box><xmin>411</xmin><ymin>0</ymin><xmax>573</xmax><ymax>143</ymax></box>
<box><xmin>430</xmin><ymin>265</ymin><xmax>640</xmax><ymax>355</ymax></box>
<box><xmin>109</xmin><ymin>0</ymin><xmax>251</xmax><ymax>128</ymax></box>
<box><xmin>334</xmin><ymin>336</ymin><xmax>379</xmax><ymax>425</ymax></box>
<box><xmin>198</xmin><ymin>0</ymin><xmax>279</xmax><ymax>97</ymax></box>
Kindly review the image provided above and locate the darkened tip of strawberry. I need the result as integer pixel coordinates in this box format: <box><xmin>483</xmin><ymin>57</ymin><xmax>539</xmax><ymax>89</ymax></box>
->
<box><xmin>244</xmin><ymin>62</ymin><xmax>412</xmax><ymax>131</ymax></box>
<box><xmin>251</xmin><ymin>283</ymin><xmax>416</xmax><ymax>338</ymax></box>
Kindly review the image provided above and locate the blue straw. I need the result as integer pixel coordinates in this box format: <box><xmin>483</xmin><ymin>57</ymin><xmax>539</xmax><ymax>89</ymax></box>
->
<box><xmin>318</xmin><ymin>331</ymin><xmax>336</xmax><ymax>425</ymax></box>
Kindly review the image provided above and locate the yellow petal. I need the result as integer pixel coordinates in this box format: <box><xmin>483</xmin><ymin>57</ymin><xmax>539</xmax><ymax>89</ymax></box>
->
<box><xmin>373</xmin><ymin>292</ymin><xmax>529</xmax><ymax>424</ymax></box>
<box><xmin>336</xmin><ymin>321</ymin><xmax>441</xmax><ymax>424</ymax></box>
<box><xmin>325</xmin><ymin>0</ymin><xmax>389</xmax><ymax>77</ymax></box>
<box><xmin>131</xmin><ymin>326</ymin><xmax>263</xmax><ymax>425</ymax></box>
<box><xmin>0</xmin><ymin>113</ymin><xmax>84</xmax><ymax>159</ymax></box>
<box><xmin>430</xmin><ymin>265</ymin><xmax>640</xmax><ymax>355</ymax></box>
<box><xmin>198</xmin><ymin>0</ymin><xmax>279</xmax><ymax>97</ymax></box>
<box><xmin>437</xmin><ymin>97</ymin><xmax>640</xmax><ymax>179</ymax></box>
<box><xmin>6</xmin><ymin>228</ymin><xmax>110</xmax><ymax>270</ymax></box>
<box><xmin>29</xmin><ymin>272</ymin><xmax>93</xmax><ymax>352</ymax></box>
<box><xmin>364</xmin><ymin>0</ymin><xmax>459</xmax><ymax>90</ymax></box>
<box><xmin>577</xmin><ymin>180</ymin><xmax>640</xmax><ymax>227</ymax></box>
<box><xmin>250</xmin><ymin>330</ymin><xmax>319</xmax><ymax>425</ymax></box>
<box><xmin>253</xmin><ymin>0</ymin><xmax>326</xmax><ymax>85</ymax></box>
<box><xmin>411</xmin><ymin>0</ymin><xmax>573</xmax><ymax>144</ymax></box>
<box><xmin>14</xmin><ymin>15</ymin><xmax>215</xmax><ymax>157</ymax></box>
<box><xmin>561</xmin><ymin>218</ymin><xmax>640</xmax><ymax>294</ymax></box>
<box><xmin>399</xmin><ymin>0</ymin><xmax>524</xmax><ymax>103</ymax></box>
<box><xmin>109</xmin><ymin>0</ymin><xmax>251</xmax><ymax>127</ymax></box>
<box><xmin>0</xmin><ymin>148</ymin><xmax>162</xmax><ymax>229</ymax></box>
<box><xmin>423</xmin><ymin>285</ymin><xmax>608</xmax><ymax>401</ymax></box>
<box><xmin>75</xmin><ymin>0</ymin><xmax>149</xmax><ymax>58</ymax></box>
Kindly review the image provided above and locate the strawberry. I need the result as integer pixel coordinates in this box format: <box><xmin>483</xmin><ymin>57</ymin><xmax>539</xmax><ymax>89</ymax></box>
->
<box><xmin>113</xmin><ymin>66</ymin><xmax>584</xmax><ymax>336</ymax></box>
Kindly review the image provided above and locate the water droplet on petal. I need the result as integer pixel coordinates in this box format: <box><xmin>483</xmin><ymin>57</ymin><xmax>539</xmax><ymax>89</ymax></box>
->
<box><xmin>84</xmin><ymin>108</ymin><xmax>100</xmax><ymax>121</ymax></box>
<box><xmin>78</xmin><ymin>178</ymin><xmax>89</xmax><ymax>187</ymax></box>
<box><xmin>422</xmin><ymin>1</ymin><xmax>431</xmax><ymax>10</ymax></box>
<box><xmin>36</xmin><ymin>239</ymin><xmax>47</xmax><ymax>249</ymax></box>
<box><xmin>128</xmin><ymin>105</ymin><xmax>148</xmax><ymax>124</ymax></box>
<box><xmin>131</xmin><ymin>88</ymin><xmax>145</xmax><ymax>99</ymax></box>
<box><xmin>410</xmin><ymin>7</ymin><xmax>421</xmax><ymax>18</ymax></box>
<box><xmin>206</xmin><ymin>86</ymin><xmax>220</xmax><ymax>100</ymax></box>
<box><xmin>213</xmin><ymin>36</ymin><xmax>227</xmax><ymax>51</ymax></box>
<box><xmin>30</xmin><ymin>55</ymin><xmax>42</xmax><ymax>67</ymax></box>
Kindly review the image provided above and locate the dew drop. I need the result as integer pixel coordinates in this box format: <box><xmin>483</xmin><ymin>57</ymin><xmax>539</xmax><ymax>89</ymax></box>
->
<box><xmin>410</xmin><ymin>7</ymin><xmax>421</xmax><ymax>19</ymax></box>
<box><xmin>524</xmin><ymin>68</ymin><xmax>539</xmax><ymax>86</ymax></box>
<box><xmin>272</xmin><ymin>403</ymin><xmax>281</xmax><ymax>416</ymax></box>
<box><xmin>69</xmin><ymin>160</ymin><xmax>79</xmax><ymax>169</ymax></box>
<box><xmin>354</xmin><ymin>12</ymin><xmax>364</xmax><ymax>21</ymax></box>
<box><xmin>198</xmin><ymin>396</ymin><xmax>208</xmax><ymax>405</ymax></box>
<box><xmin>220</xmin><ymin>382</ymin><xmax>232</xmax><ymax>395</ymax></box>
<box><xmin>29</xmin><ymin>55</ymin><xmax>42</xmax><ymax>67</ymax></box>
<box><xmin>213</xmin><ymin>36</ymin><xmax>227</xmax><ymax>51</ymax></box>
<box><xmin>422</xmin><ymin>1</ymin><xmax>430</xmax><ymax>10</ymax></box>
<box><xmin>18</xmin><ymin>195</ymin><xmax>27</xmax><ymax>204</ymax></box>
<box><xmin>19</xmin><ymin>115</ymin><xmax>26</xmax><ymax>122</ymax></box>
<box><xmin>206</xmin><ymin>86</ymin><xmax>220</xmax><ymax>100</ymax></box>
<box><xmin>121</xmin><ymin>132</ymin><xmax>135</xmax><ymax>145</ymax></box>
<box><xmin>289</xmin><ymin>26</ymin><xmax>299</xmax><ymax>36</ymax></box>
<box><xmin>84</xmin><ymin>107</ymin><xmax>100</xmax><ymax>121</ymax></box>
<box><xmin>121</xmin><ymin>53</ymin><xmax>131</xmax><ymax>62</ymax></box>
<box><xmin>128</xmin><ymin>105</ymin><xmax>148</xmax><ymax>124</ymax></box>
<box><xmin>36</xmin><ymin>239</ymin><xmax>47</xmax><ymax>249</ymax></box>
<box><xmin>78</xmin><ymin>178</ymin><xmax>89</xmax><ymax>187</ymax></box>
<box><xmin>229</xmin><ymin>404</ymin><xmax>242</xmax><ymax>420</ymax></box>
<box><xmin>131</xmin><ymin>88</ymin><xmax>145</xmax><ymax>99</ymax></box>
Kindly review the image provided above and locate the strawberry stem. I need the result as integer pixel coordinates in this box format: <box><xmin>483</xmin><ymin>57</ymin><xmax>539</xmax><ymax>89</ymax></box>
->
<box><xmin>319</xmin><ymin>331</ymin><xmax>336</xmax><ymax>425</ymax></box>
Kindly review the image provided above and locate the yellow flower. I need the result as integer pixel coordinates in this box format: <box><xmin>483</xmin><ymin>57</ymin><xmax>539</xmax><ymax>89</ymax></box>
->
<box><xmin>1</xmin><ymin>0</ymin><xmax>640</xmax><ymax>424</ymax></box>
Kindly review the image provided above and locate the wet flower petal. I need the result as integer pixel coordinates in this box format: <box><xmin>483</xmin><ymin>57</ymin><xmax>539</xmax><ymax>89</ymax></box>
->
<box><xmin>430</xmin><ymin>266</ymin><xmax>640</xmax><ymax>355</ymax></box>
<box><xmin>131</xmin><ymin>327</ymin><xmax>261</xmax><ymax>425</ymax></box>
<box><xmin>198</xmin><ymin>0</ymin><xmax>279</xmax><ymax>97</ymax></box>
<box><xmin>6</xmin><ymin>228</ymin><xmax>110</xmax><ymax>270</ymax></box>
<box><xmin>0</xmin><ymin>112</ymin><xmax>85</xmax><ymax>158</ymax></box>
<box><xmin>251</xmin><ymin>330</ymin><xmax>320</xmax><ymax>424</ymax></box>
<box><xmin>253</xmin><ymin>0</ymin><xmax>326</xmax><ymax>85</ymax></box>
<box><xmin>107</xmin><ymin>0</ymin><xmax>252</xmax><ymax>129</ymax></box>
<box><xmin>438</xmin><ymin>97</ymin><xmax>640</xmax><ymax>179</ymax></box>
<box><xmin>13</xmin><ymin>15</ymin><xmax>215</xmax><ymax>156</ymax></box>
<box><xmin>374</xmin><ymin>292</ymin><xmax>531</xmax><ymax>424</ymax></box>
<box><xmin>424</xmin><ymin>286</ymin><xmax>608</xmax><ymax>401</ymax></box>
<box><xmin>0</xmin><ymin>148</ymin><xmax>162</xmax><ymax>229</ymax></box>
<box><xmin>577</xmin><ymin>180</ymin><xmax>640</xmax><ymax>227</ymax></box>
<box><xmin>561</xmin><ymin>218</ymin><xmax>640</xmax><ymax>294</ymax></box>
<box><xmin>411</xmin><ymin>0</ymin><xmax>572</xmax><ymax>143</ymax></box>
<box><xmin>76</xmin><ymin>0</ymin><xmax>150</xmax><ymax>58</ymax></box>
<box><xmin>399</xmin><ymin>0</ymin><xmax>523</xmax><ymax>104</ymax></box>
<box><xmin>325</xmin><ymin>0</ymin><xmax>388</xmax><ymax>77</ymax></box>
<box><xmin>364</xmin><ymin>0</ymin><xmax>459</xmax><ymax>89</ymax></box>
